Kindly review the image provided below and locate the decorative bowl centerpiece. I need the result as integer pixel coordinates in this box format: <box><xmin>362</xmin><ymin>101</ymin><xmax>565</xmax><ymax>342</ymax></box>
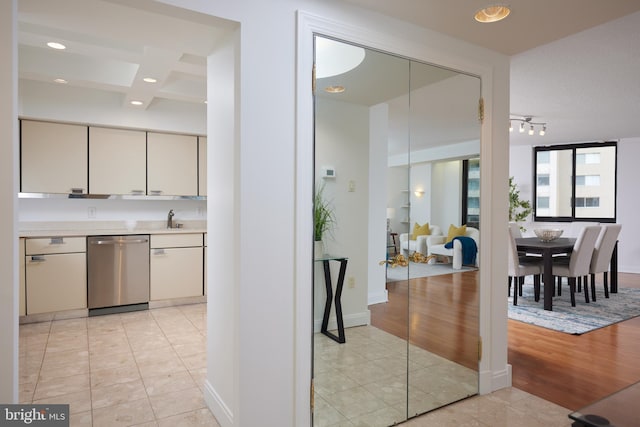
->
<box><xmin>534</xmin><ymin>228</ymin><xmax>563</xmax><ymax>242</ymax></box>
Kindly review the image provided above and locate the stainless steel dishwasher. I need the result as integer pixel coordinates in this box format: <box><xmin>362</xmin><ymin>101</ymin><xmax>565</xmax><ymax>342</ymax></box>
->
<box><xmin>87</xmin><ymin>235</ymin><xmax>150</xmax><ymax>316</ymax></box>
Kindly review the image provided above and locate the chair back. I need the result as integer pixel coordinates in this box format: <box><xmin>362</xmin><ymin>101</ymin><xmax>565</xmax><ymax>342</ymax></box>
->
<box><xmin>508</xmin><ymin>222</ymin><xmax>523</xmax><ymax>238</ymax></box>
<box><xmin>507</xmin><ymin>225</ymin><xmax>520</xmax><ymax>276</ymax></box>
<box><xmin>590</xmin><ymin>224</ymin><xmax>622</xmax><ymax>274</ymax></box>
<box><xmin>567</xmin><ymin>221</ymin><xmax>600</xmax><ymax>238</ymax></box>
<box><xmin>568</xmin><ymin>225</ymin><xmax>601</xmax><ymax>276</ymax></box>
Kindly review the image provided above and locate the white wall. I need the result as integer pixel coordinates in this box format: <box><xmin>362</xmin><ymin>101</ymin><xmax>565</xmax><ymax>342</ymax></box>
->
<box><xmin>19</xmin><ymin>198</ymin><xmax>205</xmax><ymax>223</ymax></box>
<box><xmin>315</xmin><ymin>97</ymin><xmax>371</xmax><ymax>326</ymax></box>
<box><xmin>0</xmin><ymin>0</ymin><xmax>19</xmax><ymax>404</ymax></box>
<box><xmin>509</xmin><ymin>138</ymin><xmax>640</xmax><ymax>272</ymax></box>
<box><xmin>409</xmin><ymin>162</ymin><xmax>432</xmax><ymax>227</ymax></box>
<box><xmin>431</xmin><ymin>160</ymin><xmax>463</xmax><ymax>229</ymax></box>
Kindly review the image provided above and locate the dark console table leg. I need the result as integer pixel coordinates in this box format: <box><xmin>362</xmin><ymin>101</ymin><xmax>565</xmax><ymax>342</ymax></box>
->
<box><xmin>320</xmin><ymin>259</ymin><xmax>347</xmax><ymax>343</ymax></box>
<box><xmin>610</xmin><ymin>241</ymin><xmax>618</xmax><ymax>293</ymax></box>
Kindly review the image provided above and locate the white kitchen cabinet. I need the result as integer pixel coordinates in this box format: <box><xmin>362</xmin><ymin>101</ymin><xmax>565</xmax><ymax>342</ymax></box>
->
<box><xmin>21</xmin><ymin>120</ymin><xmax>88</xmax><ymax>194</ymax></box>
<box><xmin>147</xmin><ymin>132</ymin><xmax>198</xmax><ymax>196</ymax></box>
<box><xmin>198</xmin><ymin>136</ymin><xmax>207</xmax><ymax>196</ymax></box>
<box><xmin>150</xmin><ymin>233</ymin><xmax>203</xmax><ymax>301</ymax></box>
<box><xmin>19</xmin><ymin>238</ymin><xmax>25</xmax><ymax>316</ymax></box>
<box><xmin>89</xmin><ymin>126</ymin><xmax>147</xmax><ymax>195</ymax></box>
<box><xmin>25</xmin><ymin>237</ymin><xmax>87</xmax><ymax>315</ymax></box>
<box><xmin>204</xmin><ymin>233</ymin><xmax>207</xmax><ymax>296</ymax></box>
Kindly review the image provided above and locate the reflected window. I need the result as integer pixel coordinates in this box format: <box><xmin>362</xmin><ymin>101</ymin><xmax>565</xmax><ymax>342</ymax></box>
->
<box><xmin>533</xmin><ymin>142</ymin><xmax>616</xmax><ymax>221</ymax></box>
<box><xmin>462</xmin><ymin>158</ymin><xmax>480</xmax><ymax>229</ymax></box>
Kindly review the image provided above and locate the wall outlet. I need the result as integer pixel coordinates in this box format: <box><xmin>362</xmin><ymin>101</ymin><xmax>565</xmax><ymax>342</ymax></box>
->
<box><xmin>348</xmin><ymin>276</ymin><xmax>355</xmax><ymax>288</ymax></box>
<box><xmin>196</xmin><ymin>207</ymin><xmax>204</xmax><ymax>217</ymax></box>
<box><xmin>88</xmin><ymin>207</ymin><xmax>96</xmax><ymax>218</ymax></box>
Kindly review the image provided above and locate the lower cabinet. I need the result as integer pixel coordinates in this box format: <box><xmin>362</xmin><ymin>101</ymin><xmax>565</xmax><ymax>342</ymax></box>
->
<box><xmin>19</xmin><ymin>238</ymin><xmax>25</xmax><ymax>316</ymax></box>
<box><xmin>150</xmin><ymin>233</ymin><xmax>204</xmax><ymax>301</ymax></box>
<box><xmin>25</xmin><ymin>237</ymin><xmax>87</xmax><ymax>315</ymax></box>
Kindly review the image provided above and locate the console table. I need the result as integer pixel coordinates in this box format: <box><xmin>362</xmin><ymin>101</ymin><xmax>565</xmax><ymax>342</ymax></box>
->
<box><xmin>315</xmin><ymin>255</ymin><xmax>348</xmax><ymax>344</ymax></box>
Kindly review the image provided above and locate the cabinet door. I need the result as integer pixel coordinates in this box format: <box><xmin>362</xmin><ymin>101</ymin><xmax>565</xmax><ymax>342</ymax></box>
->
<box><xmin>198</xmin><ymin>136</ymin><xmax>207</xmax><ymax>196</ymax></box>
<box><xmin>147</xmin><ymin>132</ymin><xmax>198</xmax><ymax>196</ymax></box>
<box><xmin>89</xmin><ymin>127</ymin><xmax>146</xmax><ymax>195</ymax></box>
<box><xmin>25</xmin><ymin>253</ymin><xmax>87</xmax><ymax>314</ymax></box>
<box><xmin>19</xmin><ymin>239</ymin><xmax>25</xmax><ymax>316</ymax></box>
<box><xmin>21</xmin><ymin>120</ymin><xmax>88</xmax><ymax>194</ymax></box>
<box><xmin>150</xmin><ymin>247</ymin><xmax>203</xmax><ymax>300</ymax></box>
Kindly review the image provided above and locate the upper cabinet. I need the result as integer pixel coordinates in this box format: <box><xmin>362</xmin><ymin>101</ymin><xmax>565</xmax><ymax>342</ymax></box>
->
<box><xmin>147</xmin><ymin>132</ymin><xmax>198</xmax><ymax>196</ymax></box>
<box><xmin>89</xmin><ymin>127</ymin><xmax>147</xmax><ymax>195</ymax></box>
<box><xmin>21</xmin><ymin>120</ymin><xmax>88</xmax><ymax>194</ymax></box>
<box><xmin>199</xmin><ymin>136</ymin><xmax>207</xmax><ymax>196</ymax></box>
<box><xmin>19</xmin><ymin>119</ymin><xmax>206</xmax><ymax>198</ymax></box>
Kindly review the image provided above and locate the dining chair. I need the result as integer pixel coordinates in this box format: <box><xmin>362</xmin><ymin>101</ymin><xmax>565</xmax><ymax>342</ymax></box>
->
<box><xmin>508</xmin><ymin>224</ymin><xmax>543</xmax><ymax>305</ymax></box>
<box><xmin>589</xmin><ymin>224</ymin><xmax>622</xmax><ymax>301</ymax></box>
<box><xmin>552</xmin><ymin>225</ymin><xmax>600</xmax><ymax>307</ymax></box>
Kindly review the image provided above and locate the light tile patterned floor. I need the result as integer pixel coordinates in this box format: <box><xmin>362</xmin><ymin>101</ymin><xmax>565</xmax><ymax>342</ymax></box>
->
<box><xmin>314</xmin><ymin>326</ymin><xmax>572</xmax><ymax>427</ymax></box>
<box><xmin>19</xmin><ymin>304</ymin><xmax>215</xmax><ymax>427</ymax></box>
<box><xmin>20</xmin><ymin>304</ymin><xmax>572</xmax><ymax>426</ymax></box>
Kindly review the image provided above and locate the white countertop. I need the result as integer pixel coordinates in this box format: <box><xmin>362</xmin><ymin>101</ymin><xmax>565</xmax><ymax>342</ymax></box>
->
<box><xmin>19</xmin><ymin>220</ymin><xmax>206</xmax><ymax>238</ymax></box>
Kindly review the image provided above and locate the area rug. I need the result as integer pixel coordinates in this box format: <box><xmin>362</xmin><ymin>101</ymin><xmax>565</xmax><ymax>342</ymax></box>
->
<box><xmin>386</xmin><ymin>261</ymin><xmax>477</xmax><ymax>282</ymax></box>
<box><xmin>508</xmin><ymin>285</ymin><xmax>640</xmax><ymax>335</ymax></box>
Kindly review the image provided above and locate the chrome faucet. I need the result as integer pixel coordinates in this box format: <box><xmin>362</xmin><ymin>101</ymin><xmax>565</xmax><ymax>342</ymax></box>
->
<box><xmin>167</xmin><ymin>209</ymin><xmax>175</xmax><ymax>229</ymax></box>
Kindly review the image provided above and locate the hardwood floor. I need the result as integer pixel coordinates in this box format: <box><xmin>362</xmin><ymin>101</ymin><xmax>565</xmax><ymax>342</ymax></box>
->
<box><xmin>370</xmin><ymin>270</ymin><xmax>640</xmax><ymax>411</ymax></box>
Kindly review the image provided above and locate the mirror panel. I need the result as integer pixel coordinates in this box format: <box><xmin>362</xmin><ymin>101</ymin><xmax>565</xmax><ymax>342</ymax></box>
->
<box><xmin>313</xmin><ymin>36</ymin><xmax>410</xmax><ymax>427</ymax></box>
<box><xmin>313</xmin><ymin>35</ymin><xmax>480</xmax><ymax>426</ymax></box>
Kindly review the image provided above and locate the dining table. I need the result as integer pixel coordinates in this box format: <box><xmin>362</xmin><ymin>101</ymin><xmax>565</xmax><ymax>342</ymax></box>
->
<box><xmin>515</xmin><ymin>237</ymin><xmax>576</xmax><ymax>311</ymax></box>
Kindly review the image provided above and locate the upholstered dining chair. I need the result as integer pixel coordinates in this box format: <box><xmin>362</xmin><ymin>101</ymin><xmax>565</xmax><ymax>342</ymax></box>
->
<box><xmin>589</xmin><ymin>224</ymin><xmax>622</xmax><ymax>301</ymax></box>
<box><xmin>552</xmin><ymin>225</ymin><xmax>600</xmax><ymax>307</ymax></box>
<box><xmin>507</xmin><ymin>224</ymin><xmax>543</xmax><ymax>305</ymax></box>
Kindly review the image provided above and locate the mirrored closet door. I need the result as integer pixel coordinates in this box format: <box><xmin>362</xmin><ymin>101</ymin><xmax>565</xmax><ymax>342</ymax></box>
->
<box><xmin>312</xmin><ymin>35</ymin><xmax>481</xmax><ymax>426</ymax></box>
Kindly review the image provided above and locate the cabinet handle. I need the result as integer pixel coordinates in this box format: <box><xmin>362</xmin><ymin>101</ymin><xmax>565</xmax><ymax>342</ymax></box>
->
<box><xmin>91</xmin><ymin>238</ymin><xmax>149</xmax><ymax>245</ymax></box>
<box><xmin>153</xmin><ymin>249</ymin><xmax>166</xmax><ymax>255</ymax></box>
<box><xmin>49</xmin><ymin>237</ymin><xmax>65</xmax><ymax>245</ymax></box>
<box><xmin>30</xmin><ymin>256</ymin><xmax>46</xmax><ymax>262</ymax></box>
<box><xmin>149</xmin><ymin>190</ymin><xmax>163</xmax><ymax>195</ymax></box>
<box><xmin>130</xmin><ymin>190</ymin><xmax>144</xmax><ymax>195</ymax></box>
<box><xmin>70</xmin><ymin>188</ymin><xmax>85</xmax><ymax>194</ymax></box>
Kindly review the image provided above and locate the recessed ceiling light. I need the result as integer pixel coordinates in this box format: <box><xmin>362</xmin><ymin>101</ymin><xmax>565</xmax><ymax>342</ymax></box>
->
<box><xmin>53</xmin><ymin>78</ymin><xmax>68</xmax><ymax>84</ymax></box>
<box><xmin>324</xmin><ymin>85</ymin><xmax>345</xmax><ymax>94</ymax></box>
<box><xmin>143</xmin><ymin>77</ymin><xmax>157</xmax><ymax>83</ymax></box>
<box><xmin>474</xmin><ymin>5</ymin><xmax>511</xmax><ymax>23</ymax></box>
<box><xmin>130</xmin><ymin>100</ymin><xmax>143</xmax><ymax>106</ymax></box>
<box><xmin>47</xmin><ymin>42</ymin><xmax>66</xmax><ymax>50</ymax></box>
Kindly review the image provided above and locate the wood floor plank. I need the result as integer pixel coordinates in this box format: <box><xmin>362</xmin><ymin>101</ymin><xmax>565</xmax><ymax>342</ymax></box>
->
<box><xmin>371</xmin><ymin>270</ymin><xmax>640</xmax><ymax>411</ymax></box>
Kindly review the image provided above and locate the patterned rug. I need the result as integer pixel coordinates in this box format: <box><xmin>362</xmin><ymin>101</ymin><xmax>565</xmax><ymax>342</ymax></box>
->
<box><xmin>386</xmin><ymin>261</ymin><xmax>477</xmax><ymax>282</ymax></box>
<box><xmin>508</xmin><ymin>285</ymin><xmax>640</xmax><ymax>334</ymax></box>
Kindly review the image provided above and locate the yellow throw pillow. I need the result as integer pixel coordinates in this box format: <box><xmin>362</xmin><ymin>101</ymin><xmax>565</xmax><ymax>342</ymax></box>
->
<box><xmin>446</xmin><ymin>224</ymin><xmax>467</xmax><ymax>244</ymax></box>
<box><xmin>411</xmin><ymin>222</ymin><xmax>430</xmax><ymax>240</ymax></box>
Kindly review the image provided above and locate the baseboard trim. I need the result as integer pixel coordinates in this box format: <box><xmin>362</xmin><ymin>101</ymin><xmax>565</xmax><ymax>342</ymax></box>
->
<box><xmin>203</xmin><ymin>379</ymin><xmax>233</xmax><ymax>427</ymax></box>
<box><xmin>479</xmin><ymin>364</ymin><xmax>512</xmax><ymax>394</ymax></box>
<box><xmin>313</xmin><ymin>310</ymin><xmax>370</xmax><ymax>333</ymax></box>
<box><xmin>368</xmin><ymin>289</ymin><xmax>388</xmax><ymax>305</ymax></box>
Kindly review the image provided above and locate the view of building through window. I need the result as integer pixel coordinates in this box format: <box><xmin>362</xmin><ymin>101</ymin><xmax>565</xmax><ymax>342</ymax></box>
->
<box><xmin>534</xmin><ymin>142</ymin><xmax>616</xmax><ymax>221</ymax></box>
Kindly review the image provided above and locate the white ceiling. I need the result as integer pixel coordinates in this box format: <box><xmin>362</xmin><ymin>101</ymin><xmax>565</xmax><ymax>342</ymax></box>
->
<box><xmin>17</xmin><ymin>0</ymin><xmax>640</xmax><ymax>148</ymax></box>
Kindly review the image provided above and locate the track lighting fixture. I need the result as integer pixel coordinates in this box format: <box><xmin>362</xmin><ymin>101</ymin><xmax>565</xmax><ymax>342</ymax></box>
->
<box><xmin>510</xmin><ymin>116</ymin><xmax>547</xmax><ymax>137</ymax></box>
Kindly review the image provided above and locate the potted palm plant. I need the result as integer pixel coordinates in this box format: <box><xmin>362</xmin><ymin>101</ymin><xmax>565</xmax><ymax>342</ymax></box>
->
<box><xmin>314</xmin><ymin>184</ymin><xmax>335</xmax><ymax>255</ymax></box>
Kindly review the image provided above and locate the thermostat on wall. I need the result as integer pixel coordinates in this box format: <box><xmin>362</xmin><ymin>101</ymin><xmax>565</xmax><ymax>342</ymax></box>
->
<box><xmin>322</xmin><ymin>167</ymin><xmax>336</xmax><ymax>179</ymax></box>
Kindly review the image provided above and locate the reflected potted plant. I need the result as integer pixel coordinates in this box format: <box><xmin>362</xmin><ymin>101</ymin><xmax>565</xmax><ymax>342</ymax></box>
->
<box><xmin>509</xmin><ymin>177</ymin><xmax>533</xmax><ymax>231</ymax></box>
<box><xmin>314</xmin><ymin>184</ymin><xmax>335</xmax><ymax>255</ymax></box>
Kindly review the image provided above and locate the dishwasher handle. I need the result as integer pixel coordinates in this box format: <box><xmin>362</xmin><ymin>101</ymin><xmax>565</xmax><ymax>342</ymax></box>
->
<box><xmin>90</xmin><ymin>237</ymin><xmax>149</xmax><ymax>245</ymax></box>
